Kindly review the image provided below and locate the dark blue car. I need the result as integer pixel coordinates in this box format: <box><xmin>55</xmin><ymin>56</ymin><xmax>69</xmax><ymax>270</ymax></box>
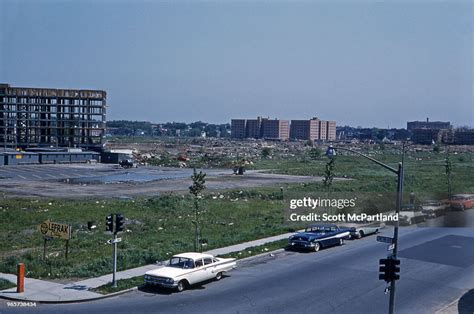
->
<box><xmin>288</xmin><ymin>224</ymin><xmax>351</xmax><ymax>252</ymax></box>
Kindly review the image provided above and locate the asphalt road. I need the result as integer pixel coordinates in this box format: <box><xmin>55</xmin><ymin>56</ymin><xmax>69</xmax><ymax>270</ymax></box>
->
<box><xmin>2</xmin><ymin>226</ymin><xmax>473</xmax><ymax>314</ymax></box>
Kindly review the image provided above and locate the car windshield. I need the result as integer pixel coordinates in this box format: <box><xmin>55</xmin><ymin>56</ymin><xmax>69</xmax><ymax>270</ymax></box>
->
<box><xmin>168</xmin><ymin>257</ymin><xmax>194</xmax><ymax>269</ymax></box>
<box><xmin>423</xmin><ymin>201</ymin><xmax>439</xmax><ymax>206</ymax></box>
<box><xmin>452</xmin><ymin>195</ymin><xmax>467</xmax><ymax>200</ymax></box>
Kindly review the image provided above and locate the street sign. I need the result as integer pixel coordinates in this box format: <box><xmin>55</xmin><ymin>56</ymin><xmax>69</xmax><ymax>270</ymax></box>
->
<box><xmin>377</xmin><ymin>236</ymin><xmax>394</xmax><ymax>244</ymax></box>
<box><xmin>107</xmin><ymin>237</ymin><xmax>122</xmax><ymax>245</ymax></box>
<box><xmin>38</xmin><ymin>220</ymin><xmax>72</xmax><ymax>240</ymax></box>
<box><xmin>387</xmin><ymin>243</ymin><xmax>395</xmax><ymax>251</ymax></box>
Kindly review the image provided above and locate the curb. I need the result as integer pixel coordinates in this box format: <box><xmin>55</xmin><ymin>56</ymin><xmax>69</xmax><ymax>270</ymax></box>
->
<box><xmin>236</xmin><ymin>248</ymin><xmax>286</xmax><ymax>264</ymax></box>
<box><xmin>0</xmin><ymin>286</ymin><xmax>139</xmax><ymax>304</ymax></box>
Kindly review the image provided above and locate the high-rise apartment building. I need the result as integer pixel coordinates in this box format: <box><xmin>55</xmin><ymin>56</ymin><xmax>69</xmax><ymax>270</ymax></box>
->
<box><xmin>290</xmin><ymin>118</ymin><xmax>320</xmax><ymax>141</ymax></box>
<box><xmin>0</xmin><ymin>83</ymin><xmax>106</xmax><ymax>150</ymax></box>
<box><xmin>319</xmin><ymin>120</ymin><xmax>327</xmax><ymax>141</ymax></box>
<box><xmin>246</xmin><ymin>117</ymin><xmax>263</xmax><ymax>139</ymax></box>
<box><xmin>231</xmin><ymin>119</ymin><xmax>246</xmax><ymax>139</ymax></box>
<box><xmin>326</xmin><ymin>121</ymin><xmax>336</xmax><ymax>140</ymax></box>
<box><xmin>262</xmin><ymin>119</ymin><xmax>289</xmax><ymax>140</ymax></box>
<box><xmin>289</xmin><ymin>118</ymin><xmax>336</xmax><ymax>141</ymax></box>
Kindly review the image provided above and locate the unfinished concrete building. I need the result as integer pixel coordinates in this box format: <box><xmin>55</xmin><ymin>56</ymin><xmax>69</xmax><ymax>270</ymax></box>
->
<box><xmin>0</xmin><ymin>83</ymin><xmax>106</xmax><ymax>151</ymax></box>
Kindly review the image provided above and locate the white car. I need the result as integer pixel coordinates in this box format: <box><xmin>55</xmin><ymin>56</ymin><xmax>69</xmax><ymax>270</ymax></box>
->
<box><xmin>398</xmin><ymin>210</ymin><xmax>426</xmax><ymax>225</ymax></box>
<box><xmin>144</xmin><ymin>252</ymin><xmax>237</xmax><ymax>292</ymax></box>
<box><xmin>349</xmin><ymin>226</ymin><xmax>379</xmax><ymax>239</ymax></box>
<box><xmin>419</xmin><ymin>200</ymin><xmax>448</xmax><ymax>218</ymax></box>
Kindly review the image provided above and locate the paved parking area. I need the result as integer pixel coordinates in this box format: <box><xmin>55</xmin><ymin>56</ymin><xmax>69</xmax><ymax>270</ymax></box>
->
<box><xmin>0</xmin><ymin>164</ymin><xmax>324</xmax><ymax>199</ymax></box>
<box><xmin>0</xmin><ymin>164</ymin><xmax>117</xmax><ymax>181</ymax></box>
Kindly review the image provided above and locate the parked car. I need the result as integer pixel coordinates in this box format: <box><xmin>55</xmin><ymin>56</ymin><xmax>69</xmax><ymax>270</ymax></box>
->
<box><xmin>446</xmin><ymin>194</ymin><xmax>474</xmax><ymax>211</ymax></box>
<box><xmin>419</xmin><ymin>200</ymin><xmax>448</xmax><ymax>218</ymax></box>
<box><xmin>144</xmin><ymin>253</ymin><xmax>236</xmax><ymax>292</ymax></box>
<box><xmin>119</xmin><ymin>159</ymin><xmax>135</xmax><ymax>168</ymax></box>
<box><xmin>349</xmin><ymin>226</ymin><xmax>379</xmax><ymax>239</ymax></box>
<box><xmin>398</xmin><ymin>208</ymin><xmax>426</xmax><ymax>225</ymax></box>
<box><xmin>288</xmin><ymin>224</ymin><xmax>351</xmax><ymax>252</ymax></box>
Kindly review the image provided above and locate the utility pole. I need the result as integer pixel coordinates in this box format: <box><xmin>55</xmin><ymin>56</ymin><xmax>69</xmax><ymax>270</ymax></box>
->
<box><xmin>326</xmin><ymin>145</ymin><xmax>403</xmax><ymax>314</ymax></box>
<box><xmin>389</xmin><ymin>162</ymin><xmax>403</xmax><ymax>314</ymax></box>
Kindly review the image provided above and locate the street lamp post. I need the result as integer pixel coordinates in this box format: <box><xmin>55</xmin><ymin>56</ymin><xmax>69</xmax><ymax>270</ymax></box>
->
<box><xmin>326</xmin><ymin>145</ymin><xmax>403</xmax><ymax>314</ymax></box>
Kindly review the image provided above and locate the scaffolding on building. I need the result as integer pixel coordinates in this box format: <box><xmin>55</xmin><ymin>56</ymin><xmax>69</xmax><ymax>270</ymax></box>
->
<box><xmin>0</xmin><ymin>83</ymin><xmax>107</xmax><ymax>151</ymax></box>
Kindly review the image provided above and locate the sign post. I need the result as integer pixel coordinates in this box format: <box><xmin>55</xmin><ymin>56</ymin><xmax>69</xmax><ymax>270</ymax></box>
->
<box><xmin>38</xmin><ymin>220</ymin><xmax>72</xmax><ymax>260</ymax></box>
<box><xmin>106</xmin><ymin>213</ymin><xmax>125</xmax><ymax>288</ymax></box>
<box><xmin>43</xmin><ymin>237</ymin><xmax>47</xmax><ymax>261</ymax></box>
<box><xmin>112</xmin><ymin>233</ymin><xmax>117</xmax><ymax>288</ymax></box>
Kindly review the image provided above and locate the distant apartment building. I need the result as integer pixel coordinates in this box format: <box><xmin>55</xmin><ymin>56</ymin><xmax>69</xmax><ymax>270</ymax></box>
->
<box><xmin>290</xmin><ymin>119</ymin><xmax>320</xmax><ymax>141</ymax></box>
<box><xmin>412</xmin><ymin>128</ymin><xmax>474</xmax><ymax>145</ymax></box>
<box><xmin>327</xmin><ymin>121</ymin><xmax>336</xmax><ymax>140</ymax></box>
<box><xmin>246</xmin><ymin>117</ymin><xmax>264</xmax><ymax>139</ymax></box>
<box><xmin>262</xmin><ymin>119</ymin><xmax>289</xmax><ymax>140</ymax></box>
<box><xmin>454</xmin><ymin>129</ymin><xmax>474</xmax><ymax>145</ymax></box>
<box><xmin>407</xmin><ymin>118</ymin><xmax>451</xmax><ymax>131</ymax></box>
<box><xmin>289</xmin><ymin>118</ymin><xmax>336</xmax><ymax>141</ymax></box>
<box><xmin>412</xmin><ymin>129</ymin><xmax>443</xmax><ymax>144</ymax></box>
<box><xmin>231</xmin><ymin>116</ymin><xmax>336</xmax><ymax>141</ymax></box>
<box><xmin>230</xmin><ymin>119</ymin><xmax>246</xmax><ymax>139</ymax></box>
<box><xmin>319</xmin><ymin>120</ymin><xmax>327</xmax><ymax>141</ymax></box>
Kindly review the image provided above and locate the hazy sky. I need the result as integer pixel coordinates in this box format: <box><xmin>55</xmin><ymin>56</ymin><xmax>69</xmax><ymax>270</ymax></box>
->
<box><xmin>1</xmin><ymin>0</ymin><xmax>472</xmax><ymax>128</ymax></box>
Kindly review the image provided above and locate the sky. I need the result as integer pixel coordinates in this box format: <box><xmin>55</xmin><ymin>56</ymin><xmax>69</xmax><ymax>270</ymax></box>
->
<box><xmin>0</xmin><ymin>0</ymin><xmax>472</xmax><ymax>128</ymax></box>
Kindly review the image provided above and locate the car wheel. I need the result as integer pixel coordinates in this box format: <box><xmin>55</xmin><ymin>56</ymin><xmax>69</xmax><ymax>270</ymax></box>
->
<box><xmin>358</xmin><ymin>231</ymin><xmax>364</xmax><ymax>239</ymax></box>
<box><xmin>176</xmin><ymin>280</ymin><xmax>186</xmax><ymax>292</ymax></box>
<box><xmin>375</xmin><ymin>229</ymin><xmax>379</xmax><ymax>234</ymax></box>
<box><xmin>215</xmin><ymin>272</ymin><xmax>223</xmax><ymax>281</ymax></box>
<box><xmin>313</xmin><ymin>242</ymin><xmax>320</xmax><ymax>252</ymax></box>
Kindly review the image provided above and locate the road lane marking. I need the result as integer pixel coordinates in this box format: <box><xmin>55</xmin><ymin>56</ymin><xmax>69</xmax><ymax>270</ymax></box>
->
<box><xmin>17</xmin><ymin>175</ymin><xmax>27</xmax><ymax>179</ymax></box>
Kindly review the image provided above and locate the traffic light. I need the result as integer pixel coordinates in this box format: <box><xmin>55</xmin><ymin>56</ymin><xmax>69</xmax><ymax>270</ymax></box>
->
<box><xmin>106</xmin><ymin>214</ymin><xmax>114</xmax><ymax>232</ymax></box>
<box><xmin>392</xmin><ymin>259</ymin><xmax>401</xmax><ymax>281</ymax></box>
<box><xmin>115</xmin><ymin>214</ymin><xmax>125</xmax><ymax>233</ymax></box>
<box><xmin>379</xmin><ymin>258</ymin><xmax>401</xmax><ymax>282</ymax></box>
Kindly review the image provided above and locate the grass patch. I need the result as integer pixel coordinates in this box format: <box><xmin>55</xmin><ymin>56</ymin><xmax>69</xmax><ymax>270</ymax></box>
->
<box><xmin>0</xmin><ymin>278</ymin><xmax>16</xmax><ymax>291</ymax></box>
<box><xmin>91</xmin><ymin>275</ymin><xmax>144</xmax><ymax>295</ymax></box>
<box><xmin>0</xmin><ymin>194</ymin><xmax>291</xmax><ymax>279</ymax></box>
<box><xmin>218</xmin><ymin>239</ymin><xmax>289</xmax><ymax>260</ymax></box>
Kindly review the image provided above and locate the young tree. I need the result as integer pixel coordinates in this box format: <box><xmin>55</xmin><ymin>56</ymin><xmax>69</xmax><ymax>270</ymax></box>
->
<box><xmin>445</xmin><ymin>148</ymin><xmax>452</xmax><ymax>199</ymax></box>
<box><xmin>189</xmin><ymin>168</ymin><xmax>206</xmax><ymax>252</ymax></box>
<box><xmin>323</xmin><ymin>157</ymin><xmax>336</xmax><ymax>192</ymax></box>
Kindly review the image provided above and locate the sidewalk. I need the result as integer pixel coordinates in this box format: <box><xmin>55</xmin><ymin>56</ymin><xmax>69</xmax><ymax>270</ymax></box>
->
<box><xmin>0</xmin><ymin>231</ymin><xmax>294</xmax><ymax>303</ymax></box>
